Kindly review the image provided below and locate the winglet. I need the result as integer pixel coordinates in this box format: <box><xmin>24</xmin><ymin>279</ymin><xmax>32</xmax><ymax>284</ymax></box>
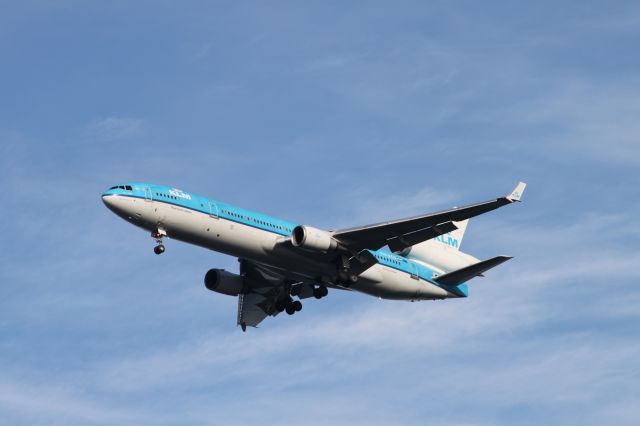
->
<box><xmin>507</xmin><ymin>181</ymin><xmax>527</xmax><ymax>202</ymax></box>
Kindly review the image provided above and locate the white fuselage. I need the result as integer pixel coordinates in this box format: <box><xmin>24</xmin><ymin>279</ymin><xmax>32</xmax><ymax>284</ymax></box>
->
<box><xmin>102</xmin><ymin>185</ymin><xmax>463</xmax><ymax>301</ymax></box>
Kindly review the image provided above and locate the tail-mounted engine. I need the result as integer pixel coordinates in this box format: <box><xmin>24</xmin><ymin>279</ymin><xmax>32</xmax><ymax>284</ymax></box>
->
<box><xmin>204</xmin><ymin>269</ymin><xmax>244</xmax><ymax>296</ymax></box>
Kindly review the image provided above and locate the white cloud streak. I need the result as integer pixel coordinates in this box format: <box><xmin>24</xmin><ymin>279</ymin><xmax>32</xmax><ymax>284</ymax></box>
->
<box><xmin>0</xmin><ymin>378</ymin><xmax>143</xmax><ymax>425</ymax></box>
<box><xmin>74</xmin><ymin>208</ymin><xmax>639</xmax><ymax>425</ymax></box>
<box><xmin>82</xmin><ymin>117</ymin><xmax>143</xmax><ymax>141</ymax></box>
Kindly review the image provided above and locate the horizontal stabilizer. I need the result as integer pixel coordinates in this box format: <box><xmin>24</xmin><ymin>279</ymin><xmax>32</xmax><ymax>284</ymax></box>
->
<box><xmin>434</xmin><ymin>255</ymin><xmax>512</xmax><ymax>286</ymax></box>
<box><xmin>387</xmin><ymin>221</ymin><xmax>458</xmax><ymax>253</ymax></box>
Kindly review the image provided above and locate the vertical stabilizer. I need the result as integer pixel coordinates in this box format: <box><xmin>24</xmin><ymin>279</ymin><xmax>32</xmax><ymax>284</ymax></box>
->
<box><xmin>437</xmin><ymin>219</ymin><xmax>468</xmax><ymax>251</ymax></box>
<box><xmin>404</xmin><ymin>219</ymin><xmax>478</xmax><ymax>273</ymax></box>
<box><xmin>400</xmin><ymin>181</ymin><xmax>526</xmax><ymax>274</ymax></box>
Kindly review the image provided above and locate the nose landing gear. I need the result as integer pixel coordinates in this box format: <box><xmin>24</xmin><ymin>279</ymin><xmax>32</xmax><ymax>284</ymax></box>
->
<box><xmin>151</xmin><ymin>228</ymin><xmax>167</xmax><ymax>255</ymax></box>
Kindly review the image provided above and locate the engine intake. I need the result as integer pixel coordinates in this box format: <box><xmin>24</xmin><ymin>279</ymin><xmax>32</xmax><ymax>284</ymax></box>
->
<box><xmin>204</xmin><ymin>269</ymin><xmax>244</xmax><ymax>296</ymax></box>
<box><xmin>291</xmin><ymin>225</ymin><xmax>339</xmax><ymax>252</ymax></box>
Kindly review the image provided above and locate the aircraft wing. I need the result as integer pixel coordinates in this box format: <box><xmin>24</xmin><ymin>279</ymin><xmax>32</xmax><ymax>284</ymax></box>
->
<box><xmin>237</xmin><ymin>259</ymin><xmax>320</xmax><ymax>331</ymax></box>
<box><xmin>236</xmin><ymin>260</ymin><xmax>307</xmax><ymax>330</ymax></box>
<box><xmin>333</xmin><ymin>182</ymin><xmax>526</xmax><ymax>252</ymax></box>
<box><xmin>237</xmin><ymin>291</ymin><xmax>273</xmax><ymax>330</ymax></box>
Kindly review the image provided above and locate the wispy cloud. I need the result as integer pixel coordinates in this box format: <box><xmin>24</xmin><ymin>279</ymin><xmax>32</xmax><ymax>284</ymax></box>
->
<box><xmin>331</xmin><ymin>185</ymin><xmax>460</xmax><ymax>229</ymax></box>
<box><xmin>3</xmin><ymin>2</ymin><xmax>640</xmax><ymax>425</ymax></box>
<box><xmin>82</xmin><ymin>116</ymin><xmax>144</xmax><ymax>141</ymax></box>
<box><xmin>80</xmin><ymin>206</ymin><xmax>640</xmax><ymax>425</ymax></box>
<box><xmin>0</xmin><ymin>378</ymin><xmax>142</xmax><ymax>425</ymax></box>
<box><xmin>466</xmin><ymin>80</ymin><xmax>640</xmax><ymax>165</ymax></box>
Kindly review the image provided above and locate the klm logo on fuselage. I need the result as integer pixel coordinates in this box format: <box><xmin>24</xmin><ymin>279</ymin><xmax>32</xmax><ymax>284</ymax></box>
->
<box><xmin>169</xmin><ymin>188</ymin><xmax>192</xmax><ymax>200</ymax></box>
<box><xmin>434</xmin><ymin>233</ymin><xmax>459</xmax><ymax>249</ymax></box>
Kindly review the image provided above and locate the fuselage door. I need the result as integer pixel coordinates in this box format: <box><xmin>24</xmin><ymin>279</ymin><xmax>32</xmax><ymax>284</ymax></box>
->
<box><xmin>208</xmin><ymin>202</ymin><xmax>219</xmax><ymax>218</ymax></box>
<box><xmin>408</xmin><ymin>260</ymin><xmax>419</xmax><ymax>280</ymax></box>
<box><xmin>143</xmin><ymin>187</ymin><xmax>153</xmax><ymax>201</ymax></box>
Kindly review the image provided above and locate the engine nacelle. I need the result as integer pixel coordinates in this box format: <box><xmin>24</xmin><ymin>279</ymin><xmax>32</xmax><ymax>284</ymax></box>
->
<box><xmin>204</xmin><ymin>269</ymin><xmax>244</xmax><ymax>296</ymax></box>
<box><xmin>291</xmin><ymin>225</ymin><xmax>339</xmax><ymax>252</ymax></box>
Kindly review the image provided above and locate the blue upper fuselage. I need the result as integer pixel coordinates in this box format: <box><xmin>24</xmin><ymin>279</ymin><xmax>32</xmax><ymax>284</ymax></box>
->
<box><xmin>102</xmin><ymin>183</ymin><xmax>468</xmax><ymax>297</ymax></box>
<box><xmin>102</xmin><ymin>182</ymin><xmax>298</xmax><ymax>236</ymax></box>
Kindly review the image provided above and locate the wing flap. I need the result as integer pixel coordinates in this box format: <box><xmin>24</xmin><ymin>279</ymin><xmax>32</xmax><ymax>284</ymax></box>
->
<box><xmin>237</xmin><ymin>292</ymin><xmax>272</xmax><ymax>329</ymax></box>
<box><xmin>434</xmin><ymin>255</ymin><xmax>512</xmax><ymax>286</ymax></box>
<box><xmin>387</xmin><ymin>221</ymin><xmax>458</xmax><ymax>253</ymax></box>
<box><xmin>236</xmin><ymin>260</ymin><xmax>292</xmax><ymax>330</ymax></box>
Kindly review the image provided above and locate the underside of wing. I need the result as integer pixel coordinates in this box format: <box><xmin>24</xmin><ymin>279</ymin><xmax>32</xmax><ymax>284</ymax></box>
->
<box><xmin>237</xmin><ymin>260</ymin><xmax>291</xmax><ymax>330</ymax></box>
<box><xmin>237</xmin><ymin>292</ymin><xmax>271</xmax><ymax>329</ymax></box>
<box><xmin>236</xmin><ymin>260</ymin><xmax>321</xmax><ymax>330</ymax></box>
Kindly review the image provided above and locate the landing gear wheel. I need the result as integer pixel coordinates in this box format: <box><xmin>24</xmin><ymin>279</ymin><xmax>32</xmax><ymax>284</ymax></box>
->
<box><xmin>313</xmin><ymin>286</ymin><xmax>329</xmax><ymax>299</ymax></box>
<box><xmin>276</xmin><ymin>300</ymin><xmax>287</xmax><ymax>312</ymax></box>
<box><xmin>292</xmin><ymin>300</ymin><xmax>302</xmax><ymax>312</ymax></box>
<box><xmin>151</xmin><ymin>229</ymin><xmax>167</xmax><ymax>255</ymax></box>
<box><xmin>285</xmin><ymin>304</ymin><xmax>296</xmax><ymax>315</ymax></box>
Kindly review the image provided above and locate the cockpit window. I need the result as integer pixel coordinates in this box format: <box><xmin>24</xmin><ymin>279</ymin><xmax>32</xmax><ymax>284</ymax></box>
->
<box><xmin>110</xmin><ymin>185</ymin><xmax>133</xmax><ymax>191</ymax></box>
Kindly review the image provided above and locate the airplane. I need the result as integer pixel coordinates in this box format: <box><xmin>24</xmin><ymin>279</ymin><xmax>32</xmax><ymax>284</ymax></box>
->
<box><xmin>102</xmin><ymin>181</ymin><xmax>526</xmax><ymax>331</ymax></box>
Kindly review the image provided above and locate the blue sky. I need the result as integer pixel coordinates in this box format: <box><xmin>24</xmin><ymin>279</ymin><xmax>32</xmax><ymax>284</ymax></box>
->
<box><xmin>1</xmin><ymin>1</ymin><xmax>639</xmax><ymax>424</ymax></box>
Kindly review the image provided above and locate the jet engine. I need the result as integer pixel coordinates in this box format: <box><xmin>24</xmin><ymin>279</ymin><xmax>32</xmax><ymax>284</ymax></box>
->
<box><xmin>291</xmin><ymin>225</ymin><xmax>339</xmax><ymax>252</ymax></box>
<box><xmin>204</xmin><ymin>269</ymin><xmax>244</xmax><ymax>296</ymax></box>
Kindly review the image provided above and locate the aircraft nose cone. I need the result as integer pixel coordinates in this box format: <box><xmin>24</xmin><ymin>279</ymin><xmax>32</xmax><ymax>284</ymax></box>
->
<box><xmin>102</xmin><ymin>194</ymin><xmax>116</xmax><ymax>210</ymax></box>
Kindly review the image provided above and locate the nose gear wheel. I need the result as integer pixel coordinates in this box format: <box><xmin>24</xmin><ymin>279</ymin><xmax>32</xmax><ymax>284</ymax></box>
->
<box><xmin>151</xmin><ymin>229</ymin><xmax>167</xmax><ymax>255</ymax></box>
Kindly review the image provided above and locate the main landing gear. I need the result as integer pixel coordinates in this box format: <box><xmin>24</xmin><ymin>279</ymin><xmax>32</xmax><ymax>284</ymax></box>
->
<box><xmin>276</xmin><ymin>297</ymin><xmax>303</xmax><ymax>316</ymax></box>
<box><xmin>276</xmin><ymin>284</ymin><xmax>329</xmax><ymax>316</ymax></box>
<box><xmin>313</xmin><ymin>285</ymin><xmax>329</xmax><ymax>299</ymax></box>
<box><xmin>286</xmin><ymin>300</ymin><xmax>303</xmax><ymax>315</ymax></box>
<box><xmin>151</xmin><ymin>228</ymin><xmax>167</xmax><ymax>255</ymax></box>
